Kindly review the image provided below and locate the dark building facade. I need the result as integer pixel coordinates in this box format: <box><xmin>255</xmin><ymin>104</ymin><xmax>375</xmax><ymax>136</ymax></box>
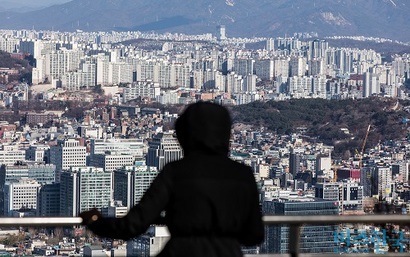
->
<box><xmin>262</xmin><ymin>199</ymin><xmax>338</xmax><ymax>254</ymax></box>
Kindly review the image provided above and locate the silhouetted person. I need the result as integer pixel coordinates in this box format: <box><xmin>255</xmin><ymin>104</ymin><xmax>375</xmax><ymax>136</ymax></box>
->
<box><xmin>80</xmin><ymin>101</ymin><xmax>264</xmax><ymax>257</ymax></box>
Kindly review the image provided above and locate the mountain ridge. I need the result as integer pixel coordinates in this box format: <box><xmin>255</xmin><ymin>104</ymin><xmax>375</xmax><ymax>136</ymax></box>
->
<box><xmin>0</xmin><ymin>0</ymin><xmax>409</xmax><ymax>42</ymax></box>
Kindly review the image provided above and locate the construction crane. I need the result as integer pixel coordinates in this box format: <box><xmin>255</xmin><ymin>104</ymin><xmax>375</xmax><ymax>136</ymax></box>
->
<box><xmin>358</xmin><ymin>124</ymin><xmax>371</xmax><ymax>169</ymax></box>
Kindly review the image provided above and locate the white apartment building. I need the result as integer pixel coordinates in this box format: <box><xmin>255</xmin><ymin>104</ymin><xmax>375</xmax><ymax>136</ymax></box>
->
<box><xmin>60</xmin><ymin>166</ymin><xmax>113</xmax><ymax>216</ymax></box>
<box><xmin>110</xmin><ymin>62</ymin><xmax>133</xmax><ymax>84</ymax></box>
<box><xmin>308</xmin><ymin>39</ymin><xmax>328</xmax><ymax>60</ymax></box>
<box><xmin>191</xmin><ymin>70</ymin><xmax>204</xmax><ymax>90</ymax></box>
<box><xmin>96</xmin><ymin>53</ymin><xmax>110</xmax><ymax>85</ymax></box>
<box><xmin>4</xmin><ymin>178</ymin><xmax>41</xmax><ymax>216</ymax></box>
<box><xmin>287</xmin><ymin>76</ymin><xmax>313</xmax><ymax>98</ymax></box>
<box><xmin>135</xmin><ymin>60</ymin><xmax>191</xmax><ymax>88</ymax></box>
<box><xmin>123</xmin><ymin>81</ymin><xmax>161</xmax><ymax>102</ymax></box>
<box><xmin>376</xmin><ymin>166</ymin><xmax>392</xmax><ymax>200</ymax></box>
<box><xmin>363</xmin><ymin>71</ymin><xmax>380</xmax><ymax>97</ymax></box>
<box><xmin>244</xmin><ymin>74</ymin><xmax>257</xmax><ymax>92</ymax></box>
<box><xmin>312</xmin><ymin>76</ymin><xmax>328</xmax><ymax>99</ymax></box>
<box><xmin>289</xmin><ymin>56</ymin><xmax>306</xmax><ymax>77</ymax></box>
<box><xmin>233</xmin><ymin>58</ymin><xmax>254</xmax><ymax>77</ymax></box>
<box><xmin>225</xmin><ymin>72</ymin><xmax>243</xmax><ymax>94</ymax></box>
<box><xmin>156</xmin><ymin>90</ymin><xmax>179</xmax><ymax>105</ymax></box>
<box><xmin>233</xmin><ymin>92</ymin><xmax>261</xmax><ymax>105</ymax></box>
<box><xmin>43</xmin><ymin>48</ymin><xmax>83</xmax><ymax>80</ymax></box>
<box><xmin>273</xmin><ymin>57</ymin><xmax>290</xmax><ymax>78</ymax></box>
<box><xmin>392</xmin><ymin>56</ymin><xmax>410</xmax><ymax>77</ymax></box>
<box><xmin>308</xmin><ymin>58</ymin><xmax>326</xmax><ymax>76</ymax></box>
<box><xmin>0</xmin><ymin>36</ymin><xmax>20</xmax><ymax>53</ymax></box>
<box><xmin>254</xmin><ymin>59</ymin><xmax>274</xmax><ymax>81</ymax></box>
<box><xmin>61</xmin><ymin>61</ymin><xmax>96</xmax><ymax>90</ymax></box>
<box><xmin>136</xmin><ymin>60</ymin><xmax>158</xmax><ymax>82</ymax></box>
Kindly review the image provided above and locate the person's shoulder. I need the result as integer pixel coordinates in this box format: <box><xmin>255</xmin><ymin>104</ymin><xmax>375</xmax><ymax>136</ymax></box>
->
<box><xmin>227</xmin><ymin>157</ymin><xmax>252</xmax><ymax>169</ymax></box>
<box><xmin>160</xmin><ymin>159</ymin><xmax>185</xmax><ymax>174</ymax></box>
<box><xmin>225</xmin><ymin>158</ymin><xmax>254</xmax><ymax>176</ymax></box>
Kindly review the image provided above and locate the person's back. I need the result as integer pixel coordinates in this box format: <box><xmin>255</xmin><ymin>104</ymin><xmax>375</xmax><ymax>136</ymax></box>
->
<box><xmin>80</xmin><ymin>102</ymin><xmax>264</xmax><ymax>257</ymax></box>
<box><xmin>158</xmin><ymin>153</ymin><xmax>263</xmax><ymax>256</ymax></box>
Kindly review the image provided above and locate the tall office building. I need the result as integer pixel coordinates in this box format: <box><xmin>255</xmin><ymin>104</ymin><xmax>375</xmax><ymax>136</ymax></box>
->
<box><xmin>49</xmin><ymin>138</ymin><xmax>86</xmax><ymax>181</ymax></box>
<box><xmin>37</xmin><ymin>183</ymin><xmax>60</xmax><ymax>217</ymax></box>
<box><xmin>362</xmin><ymin>71</ymin><xmax>380</xmax><ymax>97</ymax></box>
<box><xmin>216</xmin><ymin>25</ymin><xmax>227</xmax><ymax>41</ymax></box>
<box><xmin>360</xmin><ymin>165</ymin><xmax>392</xmax><ymax>199</ymax></box>
<box><xmin>0</xmin><ymin>163</ymin><xmax>56</xmax><ymax>185</ymax></box>
<box><xmin>341</xmin><ymin>182</ymin><xmax>363</xmax><ymax>213</ymax></box>
<box><xmin>90</xmin><ymin>138</ymin><xmax>145</xmax><ymax>159</ymax></box>
<box><xmin>262</xmin><ymin>198</ymin><xmax>338</xmax><ymax>254</ymax></box>
<box><xmin>360</xmin><ymin>166</ymin><xmax>374</xmax><ymax>197</ymax></box>
<box><xmin>289</xmin><ymin>152</ymin><xmax>301</xmax><ymax>177</ymax></box>
<box><xmin>391</xmin><ymin>161</ymin><xmax>409</xmax><ymax>183</ymax></box>
<box><xmin>375</xmin><ymin>166</ymin><xmax>392</xmax><ymax>199</ymax></box>
<box><xmin>60</xmin><ymin>167</ymin><xmax>112</xmax><ymax>217</ymax></box>
<box><xmin>315</xmin><ymin>182</ymin><xmax>340</xmax><ymax>201</ymax></box>
<box><xmin>0</xmin><ymin>144</ymin><xmax>25</xmax><ymax>166</ymax></box>
<box><xmin>114</xmin><ymin>162</ymin><xmax>159</xmax><ymax>210</ymax></box>
<box><xmin>0</xmin><ymin>163</ymin><xmax>56</xmax><ymax>214</ymax></box>
<box><xmin>89</xmin><ymin>151</ymin><xmax>135</xmax><ymax>172</ymax></box>
<box><xmin>146</xmin><ymin>132</ymin><xmax>183</xmax><ymax>171</ymax></box>
<box><xmin>315</xmin><ymin>153</ymin><xmax>332</xmax><ymax>178</ymax></box>
<box><xmin>4</xmin><ymin>178</ymin><xmax>41</xmax><ymax>216</ymax></box>
<box><xmin>266</xmin><ymin>38</ymin><xmax>275</xmax><ymax>52</ymax></box>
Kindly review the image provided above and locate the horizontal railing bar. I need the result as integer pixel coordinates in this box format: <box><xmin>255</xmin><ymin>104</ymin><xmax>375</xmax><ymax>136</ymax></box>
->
<box><xmin>0</xmin><ymin>217</ymin><xmax>82</xmax><ymax>227</ymax></box>
<box><xmin>0</xmin><ymin>215</ymin><xmax>408</xmax><ymax>227</ymax></box>
<box><xmin>263</xmin><ymin>214</ymin><xmax>410</xmax><ymax>225</ymax></box>
<box><xmin>246</xmin><ymin>254</ymin><xmax>410</xmax><ymax>257</ymax></box>
<box><xmin>0</xmin><ymin>216</ymin><xmax>407</xmax><ymax>257</ymax></box>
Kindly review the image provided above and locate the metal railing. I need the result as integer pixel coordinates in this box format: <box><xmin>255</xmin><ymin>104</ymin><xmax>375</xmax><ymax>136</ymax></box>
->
<box><xmin>258</xmin><ymin>215</ymin><xmax>410</xmax><ymax>257</ymax></box>
<box><xmin>0</xmin><ymin>215</ymin><xmax>409</xmax><ymax>257</ymax></box>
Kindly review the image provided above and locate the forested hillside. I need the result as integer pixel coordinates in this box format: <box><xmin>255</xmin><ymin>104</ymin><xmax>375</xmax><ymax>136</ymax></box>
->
<box><xmin>231</xmin><ymin>98</ymin><xmax>410</xmax><ymax>157</ymax></box>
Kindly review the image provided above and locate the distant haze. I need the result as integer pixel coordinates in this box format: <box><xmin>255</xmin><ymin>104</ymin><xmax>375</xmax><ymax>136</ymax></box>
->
<box><xmin>0</xmin><ymin>0</ymin><xmax>70</xmax><ymax>10</ymax></box>
<box><xmin>0</xmin><ymin>0</ymin><xmax>410</xmax><ymax>42</ymax></box>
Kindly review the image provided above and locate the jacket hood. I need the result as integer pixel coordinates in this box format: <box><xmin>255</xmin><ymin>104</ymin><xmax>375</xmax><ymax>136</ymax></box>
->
<box><xmin>175</xmin><ymin>102</ymin><xmax>231</xmax><ymax>156</ymax></box>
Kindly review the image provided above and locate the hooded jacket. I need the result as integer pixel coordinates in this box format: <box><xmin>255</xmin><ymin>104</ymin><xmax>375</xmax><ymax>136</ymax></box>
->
<box><xmin>87</xmin><ymin>102</ymin><xmax>264</xmax><ymax>257</ymax></box>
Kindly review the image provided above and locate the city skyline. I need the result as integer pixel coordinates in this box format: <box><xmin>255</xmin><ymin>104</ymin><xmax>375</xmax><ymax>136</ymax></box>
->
<box><xmin>0</xmin><ymin>0</ymin><xmax>409</xmax><ymax>42</ymax></box>
<box><xmin>0</xmin><ymin>5</ymin><xmax>410</xmax><ymax>253</ymax></box>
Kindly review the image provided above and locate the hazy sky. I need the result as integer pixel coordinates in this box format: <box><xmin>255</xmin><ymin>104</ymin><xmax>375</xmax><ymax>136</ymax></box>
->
<box><xmin>0</xmin><ymin>0</ymin><xmax>71</xmax><ymax>9</ymax></box>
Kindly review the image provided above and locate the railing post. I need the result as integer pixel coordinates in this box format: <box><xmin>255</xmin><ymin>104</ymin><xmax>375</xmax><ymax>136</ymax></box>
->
<box><xmin>289</xmin><ymin>224</ymin><xmax>301</xmax><ymax>257</ymax></box>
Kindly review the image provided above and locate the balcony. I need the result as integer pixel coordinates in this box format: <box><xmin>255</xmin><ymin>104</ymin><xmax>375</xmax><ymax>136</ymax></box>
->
<box><xmin>0</xmin><ymin>215</ymin><xmax>409</xmax><ymax>257</ymax></box>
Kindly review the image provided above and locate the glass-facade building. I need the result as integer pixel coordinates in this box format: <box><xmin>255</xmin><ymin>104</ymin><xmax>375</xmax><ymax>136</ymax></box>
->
<box><xmin>262</xmin><ymin>199</ymin><xmax>338</xmax><ymax>254</ymax></box>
